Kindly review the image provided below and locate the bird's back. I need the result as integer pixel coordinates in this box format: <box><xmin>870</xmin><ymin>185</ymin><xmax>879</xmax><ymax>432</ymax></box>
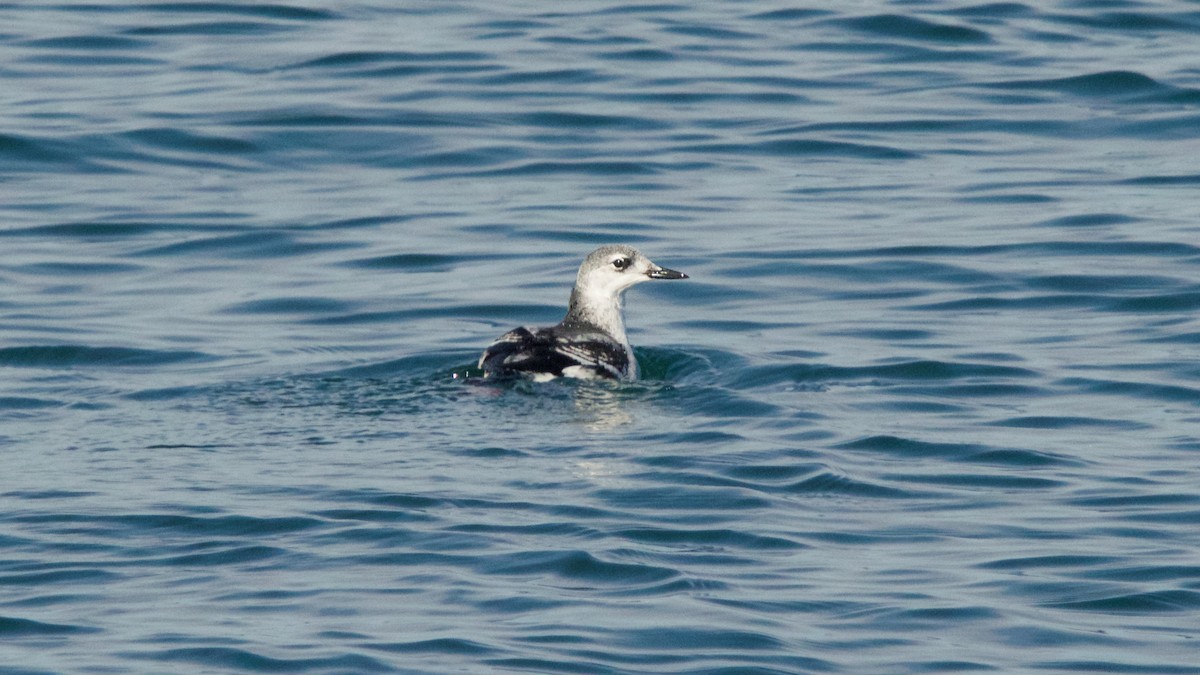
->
<box><xmin>478</xmin><ymin>324</ymin><xmax>633</xmax><ymax>381</ymax></box>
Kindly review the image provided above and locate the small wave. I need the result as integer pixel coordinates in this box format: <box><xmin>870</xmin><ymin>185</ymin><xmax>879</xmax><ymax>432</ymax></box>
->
<box><xmin>364</xmin><ymin>637</ymin><xmax>495</xmax><ymax>656</ymax></box>
<box><xmin>292</xmin><ymin>49</ymin><xmax>488</xmax><ymax>70</ymax></box>
<box><xmin>1060</xmin><ymin>377</ymin><xmax>1200</xmax><ymax>404</ymax></box>
<box><xmin>471</xmin><ymin>68</ymin><xmax>611</xmax><ymax>86</ymax></box>
<box><xmin>0</xmin><ymin>345</ymin><xmax>211</xmax><ymax>368</ymax></box>
<box><xmin>417</xmin><ymin>159</ymin><xmax>710</xmax><ymax>180</ymax></box>
<box><xmin>982</xmin><ymin>70</ymin><xmax>1200</xmax><ymax>104</ymax></box>
<box><xmin>594</xmin><ymin>485</ymin><xmax>773</xmax><ymax>511</ymax></box>
<box><xmin>0</xmin><ymin>569</ymin><xmax>120</xmax><ymax>586</ymax></box>
<box><xmin>0</xmin><ymin>396</ymin><xmax>64</xmax><ymax>411</ymax></box>
<box><xmin>910</xmin><ymin>294</ymin><xmax>1101</xmax><ymax>312</ymax></box>
<box><xmin>0</xmin><ymin>132</ymin><xmax>108</xmax><ymax>172</ymax></box>
<box><xmin>728</xmin><ymin>359</ymin><xmax>1037</xmax><ymax>388</ymax></box>
<box><xmin>830</xmin><ymin>13</ymin><xmax>992</xmax><ymax>44</ymax></box>
<box><xmin>123</xmin><ymin>127</ymin><xmax>258</xmax><ymax>155</ymax></box>
<box><xmin>125</xmin><ymin>21</ymin><xmax>300</xmax><ymax>37</ymax></box>
<box><xmin>126</xmin><ymin>647</ymin><xmax>392</xmax><ymax>672</ymax></box>
<box><xmin>131</xmin><ymin>3</ymin><xmax>336</xmax><ymax>21</ymax></box>
<box><xmin>895</xmin><ymin>473</ymin><xmax>1065</xmax><ymax>490</ymax></box>
<box><xmin>341</xmin><ymin>252</ymin><xmax>462</xmax><ymax>271</ymax></box>
<box><xmin>1050</xmin><ymin>10</ymin><xmax>1200</xmax><ymax>34</ymax></box>
<box><xmin>661</xmin><ymin>385</ymin><xmax>784</xmax><ymax>417</ymax></box>
<box><xmin>155</xmin><ymin>545</ymin><xmax>286</xmax><ymax>567</ymax></box>
<box><xmin>14</xmin><ymin>260</ymin><xmax>143</xmax><ymax>276</ymax></box>
<box><xmin>12</xmin><ymin>511</ymin><xmax>322</xmax><ymax>537</ymax></box>
<box><xmin>1035</xmin><ymin>213</ymin><xmax>1138</xmax><ymax>228</ymax></box>
<box><xmin>979</xmin><ymin>554</ymin><xmax>1118</xmax><ymax>571</ymax></box>
<box><xmin>990</xmin><ymin>415</ymin><xmax>1150</xmax><ymax>430</ymax></box>
<box><xmin>223</xmin><ymin>296</ymin><xmax>353</xmax><ymax>316</ymax></box>
<box><xmin>0</xmin><ymin>220</ymin><xmax>199</xmax><ymax>239</ymax></box>
<box><xmin>995</xmin><ymin>70</ymin><xmax>1159</xmax><ymax>95</ymax></box>
<box><xmin>838</xmin><ymin>435</ymin><xmax>1076</xmax><ymax>467</ymax></box>
<box><xmin>513</xmin><ymin>111</ymin><xmax>670</xmax><ymax>132</ymax></box>
<box><xmin>1105</xmin><ymin>292</ymin><xmax>1200</xmax><ymax>313</ymax></box>
<box><xmin>611</xmin><ymin>625</ymin><xmax>787</xmax><ymax>651</ymax></box>
<box><xmin>1121</xmin><ymin>173</ymin><xmax>1200</xmax><ymax>186</ymax></box>
<box><xmin>599</xmin><ymin>48</ymin><xmax>676</xmax><ymax>61</ymax></box>
<box><xmin>0</xmin><ymin>615</ymin><xmax>99</xmax><ymax>636</ymax></box>
<box><xmin>132</xmin><ymin>230</ymin><xmax>339</xmax><ymax>259</ymax></box>
<box><xmin>22</xmin><ymin>34</ymin><xmax>148</xmax><ymax>50</ymax></box>
<box><xmin>784</xmin><ymin>470</ymin><xmax>920</xmax><ymax>499</ymax></box>
<box><xmin>1045</xmin><ymin>590</ymin><xmax>1200</xmax><ymax>614</ymax></box>
<box><xmin>480</xmin><ymin>549</ymin><xmax>677</xmax><ymax>585</ymax></box>
<box><xmin>677</xmin><ymin>138</ymin><xmax>918</xmax><ymax>160</ymax></box>
<box><xmin>616</xmin><ymin>526</ymin><xmax>804</xmax><ymax>551</ymax></box>
<box><xmin>747</xmin><ymin>8</ymin><xmax>833</xmax><ymax>21</ymax></box>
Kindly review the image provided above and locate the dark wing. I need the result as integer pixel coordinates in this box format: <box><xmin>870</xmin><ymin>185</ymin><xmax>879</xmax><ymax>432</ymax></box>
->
<box><xmin>478</xmin><ymin>326</ymin><xmax>629</xmax><ymax>380</ymax></box>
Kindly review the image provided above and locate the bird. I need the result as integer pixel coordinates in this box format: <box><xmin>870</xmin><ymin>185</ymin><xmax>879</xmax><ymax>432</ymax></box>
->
<box><xmin>478</xmin><ymin>245</ymin><xmax>688</xmax><ymax>381</ymax></box>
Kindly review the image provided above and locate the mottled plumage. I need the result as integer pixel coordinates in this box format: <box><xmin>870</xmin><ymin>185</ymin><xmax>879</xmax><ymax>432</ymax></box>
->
<box><xmin>479</xmin><ymin>245</ymin><xmax>688</xmax><ymax>381</ymax></box>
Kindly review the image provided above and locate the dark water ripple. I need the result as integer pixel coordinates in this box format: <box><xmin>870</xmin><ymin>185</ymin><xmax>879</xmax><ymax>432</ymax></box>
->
<box><xmin>4</xmin><ymin>0</ymin><xmax>1200</xmax><ymax>672</ymax></box>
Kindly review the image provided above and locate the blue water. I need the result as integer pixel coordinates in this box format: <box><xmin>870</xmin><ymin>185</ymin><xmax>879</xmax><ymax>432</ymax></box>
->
<box><xmin>3</xmin><ymin>1</ymin><xmax>1200</xmax><ymax>672</ymax></box>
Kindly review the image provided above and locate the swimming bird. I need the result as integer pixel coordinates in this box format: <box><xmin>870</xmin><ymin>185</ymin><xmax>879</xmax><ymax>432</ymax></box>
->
<box><xmin>478</xmin><ymin>245</ymin><xmax>688</xmax><ymax>381</ymax></box>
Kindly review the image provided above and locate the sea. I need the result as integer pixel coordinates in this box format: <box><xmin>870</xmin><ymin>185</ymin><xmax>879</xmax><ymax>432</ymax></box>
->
<box><xmin>3</xmin><ymin>1</ymin><xmax>1200</xmax><ymax>673</ymax></box>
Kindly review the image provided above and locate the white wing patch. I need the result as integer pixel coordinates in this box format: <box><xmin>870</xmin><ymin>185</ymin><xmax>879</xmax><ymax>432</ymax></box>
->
<box><xmin>554</xmin><ymin>338</ymin><xmax>625</xmax><ymax>379</ymax></box>
<box><xmin>561</xmin><ymin>365</ymin><xmax>603</xmax><ymax>380</ymax></box>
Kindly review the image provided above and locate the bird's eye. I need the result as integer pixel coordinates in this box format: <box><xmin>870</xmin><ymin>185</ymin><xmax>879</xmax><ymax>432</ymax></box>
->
<box><xmin>612</xmin><ymin>257</ymin><xmax>630</xmax><ymax>270</ymax></box>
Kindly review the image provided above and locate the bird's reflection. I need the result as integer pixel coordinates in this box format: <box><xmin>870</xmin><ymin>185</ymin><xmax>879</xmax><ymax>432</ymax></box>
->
<box><xmin>572</xmin><ymin>383</ymin><xmax>632</xmax><ymax>431</ymax></box>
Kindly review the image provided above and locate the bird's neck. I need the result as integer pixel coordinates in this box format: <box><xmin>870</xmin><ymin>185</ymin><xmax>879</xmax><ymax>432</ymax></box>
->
<box><xmin>564</xmin><ymin>286</ymin><xmax>628</xmax><ymax>344</ymax></box>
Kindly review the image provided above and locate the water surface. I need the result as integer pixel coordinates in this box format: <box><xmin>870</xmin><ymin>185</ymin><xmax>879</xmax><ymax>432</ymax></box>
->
<box><xmin>3</xmin><ymin>1</ymin><xmax>1200</xmax><ymax>673</ymax></box>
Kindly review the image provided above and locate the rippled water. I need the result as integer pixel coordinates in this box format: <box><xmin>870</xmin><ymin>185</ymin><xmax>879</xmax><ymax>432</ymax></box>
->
<box><xmin>4</xmin><ymin>1</ymin><xmax>1200</xmax><ymax>673</ymax></box>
